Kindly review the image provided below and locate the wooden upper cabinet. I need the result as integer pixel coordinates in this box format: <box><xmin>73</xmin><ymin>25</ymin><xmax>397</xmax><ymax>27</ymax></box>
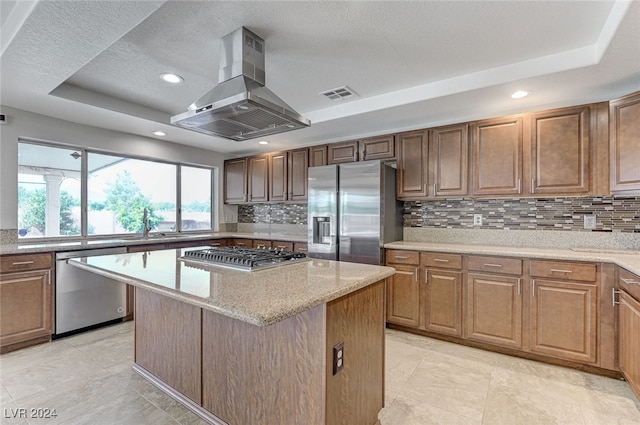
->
<box><xmin>247</xmin><ymin>155</ymin><xmax>269</xmax><ymax>202</ymax></box>
<box><xmin>531</xmin><ymin>105</ymin><xmax>591</xmax><ymax>195</ymax></box>
<box><xmin>328</xmin><ymin>140</ymin><xmax>359</xmax><ymax>164</ymax></box>
<box><xmin>287</xmin><ymin>148</ymin><xmax>309</xmax><ymax>201</ymax></box>
<box><xmin>471</xmin><ymin>116</ymin><xmax>524</xmax><ymax>196</ymax></box>
<box><xmin>269</xmin><ymin>152</ymin><xmax>287</xmax><ymax>202</ymax></box>
<box><xmin>359</xmin><ymin>135</ymin><xmax>396</xmax><ymax>161</ymax></box>
<box><xmin>610</xmin><ymin>91</ymin><xmax>640</xmax><ymax>194</ymax></box>
<box><xmin>430</xmin><ymin>123</ymin><xmax>468</xmax><ymax>197</ymax></box>
<box><xmin>309</xmin><ymin>145</ymin><xmax>328</xmax><ymax>167</ymax></box>
<box><xmin>397</xmin><ymin>130</ymin><xmax>429</xmax><ymax>199</ymax></box>
<box><xmin>223</xmin><ymin>158</ymin><xmax>247</xmax><ymax>204</ymax></box>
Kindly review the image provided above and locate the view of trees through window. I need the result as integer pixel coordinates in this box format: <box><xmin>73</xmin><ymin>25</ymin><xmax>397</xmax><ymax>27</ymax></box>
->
<box><xmin>18</xmin><ymin>143</ymin><xmax>81</xmax><ymax>238</ymax></box>
<box><xmin>17</xmin><ymin>141</ymin><xmax>214</xmax><ymax>239</ymax></box>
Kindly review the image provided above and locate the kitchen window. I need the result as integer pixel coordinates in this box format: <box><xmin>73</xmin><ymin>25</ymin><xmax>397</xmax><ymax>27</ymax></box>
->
<box><xmin>17</xmin><ymin>141</ymin><xmax>216</xmax><ymax>239</ymax></box>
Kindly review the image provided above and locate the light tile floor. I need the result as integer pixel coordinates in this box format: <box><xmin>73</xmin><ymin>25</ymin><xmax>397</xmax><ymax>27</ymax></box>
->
<box><xmin>1</xmin><ymin>323</ymin><xmax>638</xmax><ymax>424</ymax></box>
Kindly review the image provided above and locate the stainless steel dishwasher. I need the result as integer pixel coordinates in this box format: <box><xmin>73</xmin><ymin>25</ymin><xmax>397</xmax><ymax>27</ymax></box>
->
<box><xmin>55</xmin><ymin>247</ymin><xmax>128</xmax><ymax>338</ymax></box>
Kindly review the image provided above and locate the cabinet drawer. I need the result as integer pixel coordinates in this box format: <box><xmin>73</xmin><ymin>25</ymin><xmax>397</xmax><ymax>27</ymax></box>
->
<box><xmin>467</xmin><ymin>255</ymin><xmax>522</xmax><ymax>275</ymax></box>
<box><xmin>1</xmin><ymin>253</ymin><xmax>52</xmax><ymax>272</ymax></box>
<box><xmin>252</xmin><ymin>240</ymin><xmax>273</xmax><ymax>249</ymax></box>
<box><xmin>231</xmin><ymin>239</ymin><xmax>252</xmax><ymax>247</ymax></box>
<box><xmin>293</xmin><ymin>242</ymin><xmax>308</xmax><ymax>253</ymax></box>
<box><xmin>422</xmin><ymin>252</ymin><xmax>462</xmax><ymax>270</ymax></box>
<box><xmin>530</xmin><ymin>260</ymin><xmax>597</xmax><ymax>282</ymax></box>
<box><xmin>271</xmin><ymin>241</ymin><xmax>294</xmax><ymax>251</ymax></box>
<box><xmin>386</xmin><ymin>250</ymin><xmax>420</xmax><ymax>266</ymax></box>
<box><xmin>619</xmin><ymin>268</ymin><xmax>640</xmax><ymax>301</ymax></box>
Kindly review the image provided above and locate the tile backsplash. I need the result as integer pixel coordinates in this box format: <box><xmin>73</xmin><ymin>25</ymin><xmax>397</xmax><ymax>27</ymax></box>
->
<box><xmin>238</xmin><ymin>203</ymin><xmax>307</xmax><ymax>225</ymax></box>
<box><xmin>237</xmin><ymin>196</ymin><xmax>640</xmax><ymax>234</ymax></box>
<box><xmin>403</xmin><ymin>196</ymin><xmax>640</xmax><ymax>233</ymax></box>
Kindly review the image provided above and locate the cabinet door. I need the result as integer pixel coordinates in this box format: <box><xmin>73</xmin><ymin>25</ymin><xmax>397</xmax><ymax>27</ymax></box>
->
<box><xmin>223</xmin><ymin>158</ymin><xmax>247</xmax><ymax>203</ymax></box>
<box><xmin>309</xmin><ymin>145</ymin><xmax>328</xmax><ymax>167</ymax></box>
<box><xmin>247</xmin><ymin>155</ymin><xmax>269</xmax><ymax>202</ymax></box>
<box><xmin>610</xmin><ymin>91</ymin><xmax>640</xmax><ymax>194</ymax></box>
<box><xmin>397</xmin><ymin>130</ymin><xmax>429</xmax><ymax>199</ymax></box>
<box><xmin>471</xmin><ymin>116</ymin><xmax>523</xmax><ymax>196</ymax></box>
<box><xmin>0</xmin><ymin>270</ymin><xmax>52</xmax><ymax>348</ymax></box>
<box><xmin>328</xmin><ymin>141</ymin><xmax>359</xmax><ymax>164</ymax></box>
<box><xmin>386</xmin><ymin>265</ymin><xmax>420</xmax><ymax>327</ymax></box>
<box><xmin>430</xmin><ymin>124</ymin><xmax>469</xmax><ymax>197</ymax></box>
<box><xmin>360</xmin><ymin>135</ymin><xmax>396</xmax><ymax>161</ymax></box>
<box><xmin>425</xmin><ymin>269</ymin><xmax>462</xmax><ymax>336</ymax></box>
<box><xmin>618</xmin><ymin>290</ymin><xmax>640</xmax><ymax>399</ymax></box>
<box><xmin>531</xmin><ymin>105</ymin><xmax>590</xmax><ymax>195</ymax></box>
<box><xmin>530</xmin><ymin>279</ymin><xmax>597</xmax><ymax>363</ymax></box>
<box><xmin>269</xmin><ymin>152</ymin><xmax>287</xmax><ymax>202</ymax></box>
<box><xmin>466</xmin><ymin>273</ymin><xmax>522</xmax><ymax>348</ymax></box>
<box><xmin>288</xmin><ymin>148</ymin><xmax>309</xmax><ymax>201</ymax></box>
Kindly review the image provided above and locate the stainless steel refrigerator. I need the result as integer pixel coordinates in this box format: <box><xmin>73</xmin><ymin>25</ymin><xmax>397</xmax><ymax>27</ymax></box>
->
<box><xmin>308</xmin><ymin>160</ymin><xmax>402</xmax><ymax>265</ymax></box>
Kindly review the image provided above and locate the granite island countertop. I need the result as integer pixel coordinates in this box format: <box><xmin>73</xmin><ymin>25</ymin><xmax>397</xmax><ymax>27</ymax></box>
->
<box><xmin>384</xmin><ymin>241</ymin><xmax>640</xmax><ymax>275</ymax></box>
<box><xmin>67</xmin><ymin>248</ymin><xmax>395</xmax><ymax>326</ymax></box>
<box><xmin>0</xmin><ymin>232</ymin><xmax>307</xmax><ymax>255</ymax></box>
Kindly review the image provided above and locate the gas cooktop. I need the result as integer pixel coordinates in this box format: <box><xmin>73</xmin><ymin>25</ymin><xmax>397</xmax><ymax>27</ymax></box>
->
<box><xmin>180</xmin><ymin>246</ymin><xmax>308</xmax><ymax>271</ymax></box>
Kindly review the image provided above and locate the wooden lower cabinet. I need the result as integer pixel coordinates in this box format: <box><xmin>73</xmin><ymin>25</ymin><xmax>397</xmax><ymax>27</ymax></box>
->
<box><xmin>386</xmin><ymin>265</ymin><xmax>420</xmax><ymax>327</ymax></box>
<box><xmin>0</xmin><ymin>270</ymin><xmax>52</xmax><ymax>352</ymax></box>
<box><xmin>530</xmin><ymin>278</ymin><xmax>598</xmax><ymax>364</ymax></box>
<box><xmin>618</xmin><ymin>290</ymin><xmax>640</xmax><ymax>399</ymax></box>
<box><xmin>1</xmin><ymin>253</ymin><xmax>53</xmax><ymax>353</ymax></box>
<box><xmin>425</xmin><ymin>268</ymin><xmax>462</xmax><ymax>336</ymax></box>
<box><xmin>466</xmin><ymin>273</ymin><xmax>522</xmax><ymax>349</ymax></box>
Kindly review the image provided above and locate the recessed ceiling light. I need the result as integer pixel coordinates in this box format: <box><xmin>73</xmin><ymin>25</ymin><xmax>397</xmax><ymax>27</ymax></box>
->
<box><xmin>153</xmin><ymin>131</ymin><xmax>166</xmax><ymax>136</ymax></box>
<box><xmin>258</xmin><ymin>140</ymin><xmax>269</xmax><ymax>145</ymax></box>
<box><xmin>160</xmin><ymin>73</ymin><xmax>184</xmax><ymax>84</ymax></box>
<box><xmin>511</xmin><ymin>90</ymin><xmax>529</xmax><ymax>99</ymax></box>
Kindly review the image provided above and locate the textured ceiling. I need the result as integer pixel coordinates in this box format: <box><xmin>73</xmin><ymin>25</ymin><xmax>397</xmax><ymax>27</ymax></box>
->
<box><xmin>1</xmin><ymin>1</ymin><xmax>639</xmax><ymax>156</ymax></box>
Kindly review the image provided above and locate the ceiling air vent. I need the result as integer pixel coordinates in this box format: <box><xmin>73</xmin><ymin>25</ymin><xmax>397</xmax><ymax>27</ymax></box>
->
<box><xmin>320</xmin><ymin>86</ymin><xmax>358</xmax><ymax>101</ymax></box>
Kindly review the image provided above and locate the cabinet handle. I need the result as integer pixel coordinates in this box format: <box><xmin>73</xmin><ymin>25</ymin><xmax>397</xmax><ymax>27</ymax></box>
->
<box><xmin>621</xmin><ymin>278</ymin><xmax>639</xmax><ymax>285</ymax></box>
<box><xmin>517</xmin><ymin>278</ymin><xmax>521</xmax><ymax>295</ymax></box>
<box><xmin>517</xmin><ymin>179</ymin><xmax>521</xmax><ymax>193</ymax></box>
<box><xmin>550</xmin><ymin>269</ymin><xmax>572</xmax><ymax>274</ymax></box>
<box><xmin>415</xmin><ymin>269</ymin><xmax>419</xmax><ymax>281</ymax></box>
<box><xmin>433</xmin><ymin>258</ymin><xmax>449</xmax><ymax>263</ymax></box>
<box><xmin>425</xmin><ymin>269</ymin><xmax>428</xmax><ymax>283</ymax></box>
<box><xmin>483</xmin><ymin>263</ymin><xmax>503</xmax><ymax>268</ymax></box>
<box><xmin>612</xmin><ymin>288</ymin><xmax>621</xmax><ymax>306</ymax></box>
<box><xmin>530</xmin><ymin>178</ymin><xmax>535</xmax><ymax>194</ymax></box>
<box><xmin>210</xmin><ymin>243</ymin><xmax>221</xmax><ymax>246</ymax></box>
<box><xmin>394</xmin><ymin>255</ymin><xmax>409</xmax><ymax>259</ymax></box>
<box><xmin>11</xmin><ymin>261</ymin><xmax>35</xmax><ymax>265</ymax></box>
<box><xmin>297</xmin><ymin>248</ymin><xmax>308</xmax><ymax>252</ymax></box>
<box><xmin>433</xmin><ymin>184</ymin><xmax>436</xmax><ymax>195</ymax></box>
<box><xmin>532</xmin><ymin>279</ymin><xmax>536</xmax><ymax>297</ymax></box>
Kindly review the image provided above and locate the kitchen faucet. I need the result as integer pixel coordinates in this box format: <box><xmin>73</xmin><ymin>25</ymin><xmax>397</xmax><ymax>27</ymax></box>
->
<box><xmin>142</xmin><ymin>208</ymin><xmax>151</xmax><ymax>238</ymax></box>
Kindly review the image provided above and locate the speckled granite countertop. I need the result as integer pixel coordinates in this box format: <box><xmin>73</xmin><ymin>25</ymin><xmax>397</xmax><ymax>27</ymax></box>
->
<box><xmin>67</xmin><ymin>248</ymin><xmax>394</xmax><ymax>327</ymax></box>
<box><xmin>384</xmin><ymin>241</ymin><xmax>640</xmax><ymax>275</ymax></box>
<box><xmin>0</xmin><ymin>232</ymin><xmax>307</xmax><ymax>255</ymax></box>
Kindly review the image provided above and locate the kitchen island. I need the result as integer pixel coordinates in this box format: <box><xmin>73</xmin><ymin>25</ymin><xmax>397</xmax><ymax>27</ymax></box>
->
<box><xmin>68</xmin><ymin>248</ymin><xmax>395</xmax><ymax>425</ymax></box>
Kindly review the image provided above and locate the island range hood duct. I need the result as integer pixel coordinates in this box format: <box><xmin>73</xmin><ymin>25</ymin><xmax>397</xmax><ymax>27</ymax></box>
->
<box><xmin>170</xmin><ymin>27</ymin><xmax>310</xmax><ymax>141</ymax></box>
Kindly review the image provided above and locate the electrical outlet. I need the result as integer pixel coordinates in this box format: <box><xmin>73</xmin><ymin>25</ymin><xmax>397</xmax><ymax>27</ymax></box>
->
<box><xmin>333</xmin><ymin>342</ymin><xmax>344</xmax><ymax>375</ymax></box>
<box><xmin>584</xmin><ymin>215</ymin><xmax>596</xmax><ymax>229</ymax></box>
<box><xmin>473</xmin><ymin>214</ymin><xmax>483</xmax><ymax>226</ymax></box>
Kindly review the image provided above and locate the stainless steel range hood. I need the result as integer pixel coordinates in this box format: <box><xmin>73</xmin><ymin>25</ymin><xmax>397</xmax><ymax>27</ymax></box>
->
<box><xmin>171</xmin><ymin>27</ymin><xmax>310</xmax><ymax>141</ymax></box>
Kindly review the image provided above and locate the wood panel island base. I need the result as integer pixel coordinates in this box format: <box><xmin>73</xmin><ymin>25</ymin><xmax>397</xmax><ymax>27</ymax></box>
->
<box><xmin>134</xmin><ymin>282</ymin><xmax>384</xmax><ymax>425</ymax></box>
<box><xmin>68</xmin><ymin>249</ymin><xmax>393</xmax><ymax>425</ymax></box>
